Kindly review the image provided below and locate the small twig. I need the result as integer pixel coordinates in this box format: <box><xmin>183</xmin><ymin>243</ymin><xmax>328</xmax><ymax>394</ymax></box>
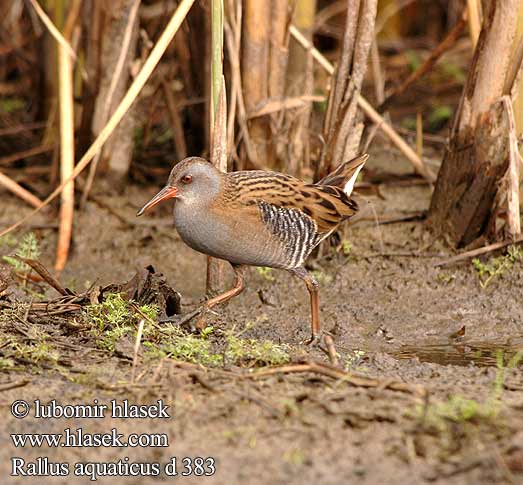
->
<box><xmin>363</xmin><ymin>251</ymin><xmax>446</xmax><ymax>259</ymax></box>
<box><xmin>395</xmin><ymin>126</ymin><xmax>447</xmax><ymax>145</ymax></box>
<box><xmin>248</xmin><ymin>95</ymin><xmax>325</xmax><ymax>119</ymax></box>
<box><xmin>378</xmin><ymin>211</ymin><xmax>426</xmax><ymax>225</ymax></box>
<box><xmin>82</xmin><ymin>193</ymin><xmax>132</xmax><ymax>225</ymax></box>
<box><xmin>0</xmin><ymin>144</ymin><xmax>54</xmax><ymax>167</ymax></box>
<box><xmin>244</xmin><ymin>360</ymin><xmax>426</xmax><ymax>396</ymax></box>
<box><xmin>230</xmin><ymin>389</ymin><xmax>282</xmax><ymax>419</ymax></box>
<box><xmin>132</xmin><ymin>319</ymin><xmax>145</xmax><ymax>383</ymax></box>
<box><xmin>416</xmin><ymin>111</ymin><xmax>423</xmax><ymax>157</ymax></box>
<box><xmin>16</xmin><ymin>258</ymin><xmax>68</xmax><ymax>296</ymax></box>
<box><xmin>370</xmin><ymin>37</ymin><xmax>385</xmax><ymax>105</ymax></box>
<box><xmin>0</xmin><ymin>379</ymin><xmax>31</xmax><ymax>392</ymax></box>
<box><xmin>323</xmin><ymin>335</ymin><xmax>339</xmax><ymax>367</ymax></box>
<box><xmin>0</xmin><ymin>122</ymin><xmax>46</xmax><ymax>137</ymax></box>
<box><xmin>378</xmin><ymin>12</ymin><xmax>467</xmax><ymax>112</ymax></box>
<box><xmin>188</xmin><ymin>372</ymin><xmax>217</xmax><ymax>392</ymax></box>
<box><xmin>0</xmin><ymin>171</ymin><xmax>43</xmax><ymax>209</ymax></box>
<box><xmin>355</xmin><ymin>211</ymin><xmax>426</xmax><ymax>226</ymax></box>
<box><xmin>434</xmin><ymin>235</ymin><xmax>523</xmax><ymax>267</ymax></box>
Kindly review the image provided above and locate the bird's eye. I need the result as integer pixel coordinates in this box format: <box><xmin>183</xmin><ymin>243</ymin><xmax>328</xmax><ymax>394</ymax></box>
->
<box><xmin>181</xmin><ymin>174</ymin><xmax>192</xmax><ymax>184</ymax></box>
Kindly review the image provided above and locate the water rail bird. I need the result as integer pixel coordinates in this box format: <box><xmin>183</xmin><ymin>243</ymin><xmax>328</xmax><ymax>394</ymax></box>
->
<box><xmin>137</xmin><ymin>154</ymin><xmax>367</xmax><ymax>343</ymax></box>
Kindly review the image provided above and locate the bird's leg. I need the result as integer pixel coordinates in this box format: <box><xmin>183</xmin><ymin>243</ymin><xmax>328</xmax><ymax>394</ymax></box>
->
<box><xmin>195</xmin><ymin>264</ymin><xmax>247</xmax><ymax>330</ymax></box>
<box><xmin>289</xmin><ymin>267</ymin><xmax>320</xmax><ymax>345</ymax></box>
<box><xmin>159</xmin><ymin>265</ymin><xmax>247</xmax><ymax>330</ymax></box>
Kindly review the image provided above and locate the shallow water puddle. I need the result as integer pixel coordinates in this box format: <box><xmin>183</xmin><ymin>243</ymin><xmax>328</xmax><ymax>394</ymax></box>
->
<box><xmin>394</xmin><ymin>340</ymin><xmax>523</xmax><ymax>367</ymax></box>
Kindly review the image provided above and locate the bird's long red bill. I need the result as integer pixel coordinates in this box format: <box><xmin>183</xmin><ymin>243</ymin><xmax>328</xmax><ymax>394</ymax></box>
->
<box><xmin>136</xmin><ymin>186</ymin><xmax>177</xmax><ymax>216</ymax></box>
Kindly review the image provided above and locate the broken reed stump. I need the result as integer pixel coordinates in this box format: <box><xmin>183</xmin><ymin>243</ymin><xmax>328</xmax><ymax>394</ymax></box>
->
<box><xmin>2</xmin><ymin>261</ymin><xmax>181</xmax><ymax>321</ymax></box>
<box><xmin>428</xmin><ymin>1</ymin><xmax>521</xmax><ymax>248</ymax></box>
<box><xmin>430</xmin><ymin>97</ymin><xmax>520</xmax><ymax>247</ymax></box>
<box><xmin>242</xmin><ymin>0</ymin><xmax>270</xmax><ymax>165</ymax></box>
<box><xmin>317</xmin><ymin>0</ymin><xmax>377</xmax><ymax>181</ymax></box>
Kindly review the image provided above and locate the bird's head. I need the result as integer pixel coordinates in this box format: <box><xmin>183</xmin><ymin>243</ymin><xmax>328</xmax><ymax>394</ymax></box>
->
<box><xmin>137</xmin><ymin>157</ymin><xmax>222</xmax><ymax>216</ymax></box>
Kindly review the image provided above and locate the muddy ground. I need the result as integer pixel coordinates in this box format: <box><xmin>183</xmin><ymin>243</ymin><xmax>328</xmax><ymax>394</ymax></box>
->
<box><xmin>1</xmin><ymin>152</ymin><xmax>523</xmax><ymax>484</ymax></box>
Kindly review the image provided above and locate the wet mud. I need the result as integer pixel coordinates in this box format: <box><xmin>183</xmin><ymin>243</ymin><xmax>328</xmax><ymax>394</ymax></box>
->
<box><xmin>1</xmin><ymin>155</ymin><xmax>523</xmax><ymax>484</ymax></box>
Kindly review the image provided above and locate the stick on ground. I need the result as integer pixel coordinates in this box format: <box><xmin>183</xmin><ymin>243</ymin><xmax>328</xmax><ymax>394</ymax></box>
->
<box><xmin>435</xmin><ymin>235</ymin><xmax>523</xmax><ymax>267</ymax></box>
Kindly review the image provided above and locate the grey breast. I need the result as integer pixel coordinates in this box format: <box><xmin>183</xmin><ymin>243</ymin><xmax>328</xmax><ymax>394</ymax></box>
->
<box><xmin>172</xmin><ymin>201</ymin><xmax>287</xmax><ymax>267</ymax></box>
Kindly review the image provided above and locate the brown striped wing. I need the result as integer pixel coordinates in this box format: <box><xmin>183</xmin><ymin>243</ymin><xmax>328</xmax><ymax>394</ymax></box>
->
<box><xmin>224</xmin><ymin>171</ymin><xmax>358</xmax><ymax>234</ymax></box>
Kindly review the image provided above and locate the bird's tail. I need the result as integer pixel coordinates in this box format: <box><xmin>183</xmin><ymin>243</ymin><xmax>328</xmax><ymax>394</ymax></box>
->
<box><xmin>317</xmin><ymin>154</ymin><xmax>368</xmax><ymax>196</ymax></box>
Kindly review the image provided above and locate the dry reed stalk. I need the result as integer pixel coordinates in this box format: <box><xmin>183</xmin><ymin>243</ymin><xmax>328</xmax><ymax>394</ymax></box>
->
<box><xmin>320</xmin><ymin>0</ymin><xmax>377</xmax><ymax>178</ymax></box>
<box><xmin>242</xmin><ymin>0</ymin><xmax>270</xmax><ymax>165</ymax></box>
<box><xmin>211</xmin><ymin>78</ymin><xmax>228</xmax><ymax>172</ymax></box>
<box><xmin>0</xmin><ymin>171</ymin><xmax>43</xmax><ymax>209</ymax></box>
<box><xmin>416</xmin><ymin>111</ymin><xmax>423</xmax><ymax>158</ymax></box>
<box><xmin>466</xmin><ymin>0</ymin><xmax>481</xmax><ymax>48</ymax></box>
<box><xmin>0</xmin><ymin>0</ymin><xmax>196</xmax><ymax>239</ymax></box>
<box><xmin>225</xmin><ymin>13</ymin><xmax>238</xmax><ymax>162</ymax></box>
<box><xmin>370</xmin><ymin>38</ymin><xmax>385</xmax><ymax>105</ymax></box>
<box><xmin>289</xmin><ymin>24</ymin><xmax>435</xmax><ymax>182</ymax></box>
<box><xmin>285</xmin><ymin>0</ymin><xmax>315</xmax><ymax>174</ymax></box>
<box><xmin>207</xmin><ymin>78</ymin><xmax>228</xmax><ymax>293</ymax></box>
<box><xmin>223</xmin><ymin>0</ymin><xmax>238</xmax><ymax>160</ymax></box>
<box><xmin>268</xmin><ymin>0</ymin><xmax>291</xmax><ymax>168</ymax></box>
<box><xmin>508</xmin><ymin>7</ymin><xmax>523</xmax><ymax>136</ymax></box>
<box><xmin>55</xmin><ymin>0</ymin><xmax>81</xmax><ymax>274</ymax></box>
<box><xmin>207</xmin><ymin>0</ymin><xmax>227</xmax><ymax>293</ymax></box>
<box><xmin>162</xmin><ymin>77</ymin><xmax>188</xmax><ymax>160</ymax></box>
<box><xmin>224</xmin><ymin>2</ymin><xmax>257</xmax><ymax>167</ymax></box>
<box><xmin>81</xmin><ymin>0</ymin><xmax>141</xmax><ymax>205</ymax></box>
<box><xmin>28</xmin><ymin>0</ymin><xmax>77</xmax><ymax>61</ymax></box>
<box><xmin>132</xmin><ymin>319</ymin><xmax>145</xmax><ymax>383</ymax></box>
<box><xmin>500</xmin><ymin>96</ymin><xmax>520</xmax><ymax>238</ymax></box>
<box><xmin>211</xmin><ymin>0</ymin><xmax>224</xmax><ymax>130</ymax></box>
<box><xmin>269</xmin><ymin>0</ymin><xmax>290</xmax><ymax>103</ymax></box>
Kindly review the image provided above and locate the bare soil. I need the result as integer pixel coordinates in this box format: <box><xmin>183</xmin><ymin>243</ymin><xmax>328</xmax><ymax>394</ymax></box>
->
<box><xmin>1</xmin><ymin>152</ymin><xmax>523</xmax><ymax>484</ymax></box>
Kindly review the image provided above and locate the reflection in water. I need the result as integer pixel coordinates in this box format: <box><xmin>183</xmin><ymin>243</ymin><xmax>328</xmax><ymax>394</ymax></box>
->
<box><xmin>395</xmin><ymin>340</ymin><xmax>523</xmax><ymax>367</ymax></box>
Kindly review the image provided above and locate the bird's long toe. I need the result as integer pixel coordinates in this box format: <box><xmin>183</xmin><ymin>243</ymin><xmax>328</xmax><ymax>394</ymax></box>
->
<box><xmin>158</xmin><ymin>308</ymin><xmax>203</xmax><ymax>329</ymax></box>
<box><xmin>300</xmin><ymin>332</ymin><xmax>323</xmax><ymax>347</ymax></box>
